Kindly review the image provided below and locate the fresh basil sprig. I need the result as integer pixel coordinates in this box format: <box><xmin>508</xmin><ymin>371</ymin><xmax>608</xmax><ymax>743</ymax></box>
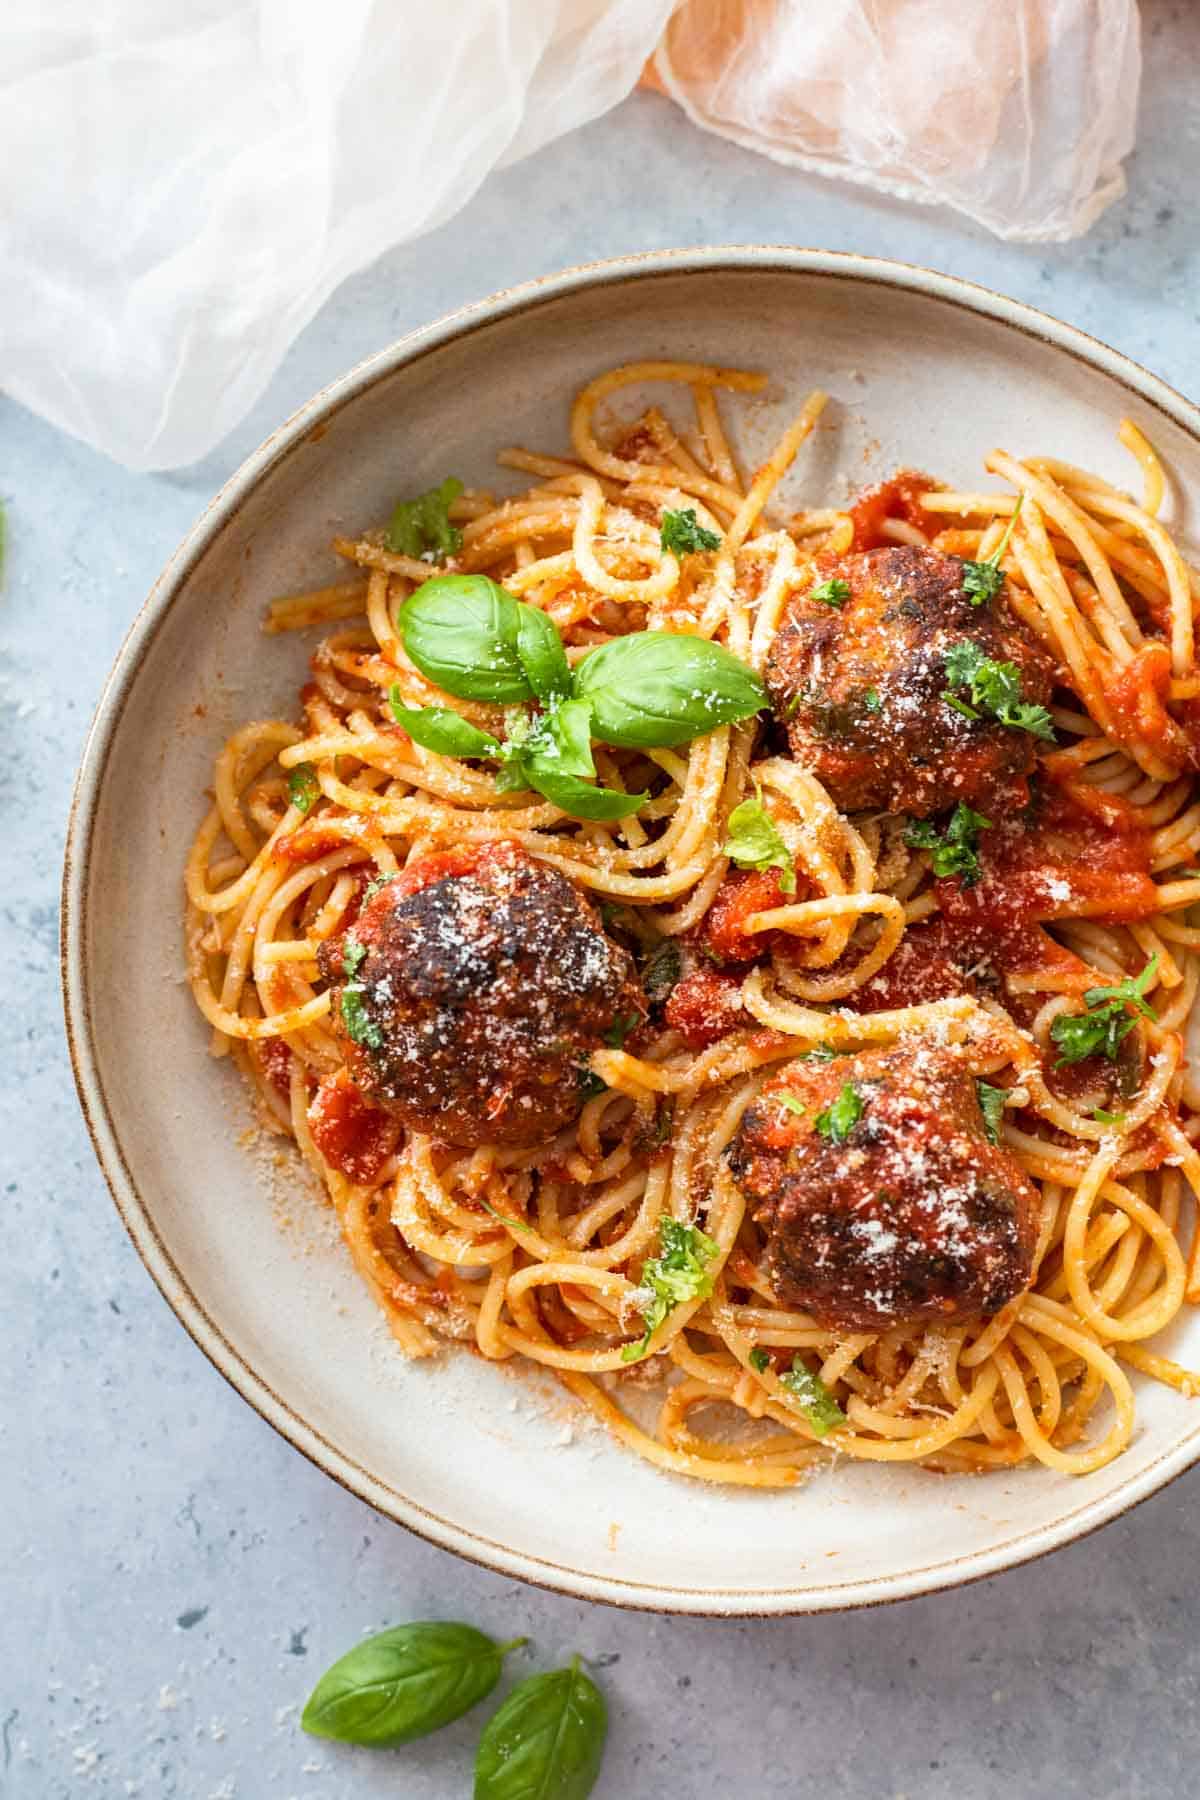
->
<box><xmin>301</xmin><ymin>1621</ymin><xmax>525</xmax><ymax>1747</ymax></box>
<box><xmin>400</xmin><ymin>574</ymin><xmax>765</xmax><ymax>747</ymax></box>
<box><xmin>474</xmin><ymin>1658</ymin><xmax>607</xmax><ymax>1800</ymax></box>
<box><xmin>393</xmin><ymin>574</ymin><xmax>763</xmax><ymax>819</ymax></box>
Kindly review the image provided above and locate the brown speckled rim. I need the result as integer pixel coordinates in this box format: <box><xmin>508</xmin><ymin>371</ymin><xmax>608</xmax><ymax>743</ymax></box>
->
<box><xmin>62</xmin><ymin>248</ymin><xmax>1200</xmax><ymax>1616</ymax></box>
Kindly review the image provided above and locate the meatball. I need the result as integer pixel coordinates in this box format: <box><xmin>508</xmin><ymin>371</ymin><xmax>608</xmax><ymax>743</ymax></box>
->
<box><xmin>764</xmin><ymin>545</ymin><xmax>1056</xmax><ymax>817</ymax></box>
<box><xmin>317</xmin><ymin>841</ymin><xmax>645</xmax><ymax>1147</ymax></box>
<box><xmin>726</xmin><ymin>1041</ymin><xmax>1039</xmax><ymax>1331</ymax></box>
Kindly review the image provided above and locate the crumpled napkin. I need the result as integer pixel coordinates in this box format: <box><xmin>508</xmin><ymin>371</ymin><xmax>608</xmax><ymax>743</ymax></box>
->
<box><xmin>0</xmin><ymin>0</ymin><xmax>1140</xmax><ymax>470</ymax></box>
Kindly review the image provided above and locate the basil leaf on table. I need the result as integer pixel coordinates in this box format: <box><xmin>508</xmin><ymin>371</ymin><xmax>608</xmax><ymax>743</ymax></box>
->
<box><xmin>516</xmin><ymin>602</ymin><xmax>573</xmax><ymax>703</ymax></box>
<box><xmin>474</xmin><ymin>1658</ymin><xmax>607</xmax><ymax>1800</ymax></box>
<box><xmin>575</xmin><ymin>631</ymin><xmax>766</xmax><ymax>748</ymax></box>
<box><xmin>523</xmin><ymin>760</ymin><xmax>647</xmax><ymax>821</ymax></box>
<box><xmin>388</xmin><ymin>691</ymin><xmax>502</xmax><ymax>758</ymax></box>
<box><xmin>301</xmin><ymin>1620</ymin><xmax>524</xmax><ymax>1747</ymax></box>
<box><xmin>399</xmin><ymin>575</ymin><xmax>532</xmax><ymax>704</ymax></box>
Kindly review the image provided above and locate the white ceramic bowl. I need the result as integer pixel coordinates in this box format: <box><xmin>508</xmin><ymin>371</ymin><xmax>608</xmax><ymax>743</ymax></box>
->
<box><xmin>63</xmin><ymin>249</ymin><xmax>1200</xmax><ymax>1614</ymax></box>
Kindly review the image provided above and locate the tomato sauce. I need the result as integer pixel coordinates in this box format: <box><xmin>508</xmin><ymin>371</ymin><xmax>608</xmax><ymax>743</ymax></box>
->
<box><xmin>937</xmin><ymin>784</ymin><xmax>1158</xmax><ymax>929</ymax></box>
<box><xmin>1102</xmin><ymin>640</ymin><xmax>1200</xmax><ymax>774</ymax></box>
<box><xmin>307</xmin><ymin>1068</ymin><xmax>400</xmax><ymax>1183</ymax></box>
<box><xmin>698</xmin><ymin>868</ymin><xmax>797</xmax><ymax>964</ymax></box>
<box><xmin>847</xmin><ymin>471</ymin><xmax>938</xmax><ymax>551</ymax></box>
<box><xmin>664</xmin><ymin>966</ymin><xmax>750</xmax><ymax>1050</ymax></box>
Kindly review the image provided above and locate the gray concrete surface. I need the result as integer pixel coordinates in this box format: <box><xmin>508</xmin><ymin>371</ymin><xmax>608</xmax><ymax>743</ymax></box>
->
<box><xmin>4</xmin><ymin>3</ymin><xmax>1200</xmax><ymax>1793</ymax></box>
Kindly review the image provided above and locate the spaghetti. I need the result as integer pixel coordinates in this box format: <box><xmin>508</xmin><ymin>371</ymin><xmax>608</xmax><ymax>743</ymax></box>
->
<box><xmin>186</xmin><ymin>361</ymin><xmax>1200</xmax><ymax>1485</ymax></box>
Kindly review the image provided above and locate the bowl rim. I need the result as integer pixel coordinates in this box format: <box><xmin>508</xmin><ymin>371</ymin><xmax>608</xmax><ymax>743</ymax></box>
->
<box><xmin>61</xmin><ymin>245</ymin><xmax>1200</xmax><ymax>1616</ymax></box>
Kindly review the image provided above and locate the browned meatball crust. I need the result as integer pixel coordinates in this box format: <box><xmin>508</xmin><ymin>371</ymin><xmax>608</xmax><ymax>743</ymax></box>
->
<box><xmin>764</xmin><ymin>546</ymin><xmax>1056</xmax><ymax>817</ymax></box>
<box><xmin>317</xmin><ymin>840</ymin><xmax>645</xmax><ymax>1148</ymax></box>
<box><xmin>726</xmin><ymin>1041</ymin><xmax>1039</xmax><ymax>1331</ymax></box>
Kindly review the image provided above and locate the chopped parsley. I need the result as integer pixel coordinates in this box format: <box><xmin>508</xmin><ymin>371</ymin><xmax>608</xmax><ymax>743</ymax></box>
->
<box><xmin>363</xmin><ymin>872</ymin><xmax>397</xmax><ymax>901</ymax></box>
<box><xmin>604</xmin><ymin>1011</ymin><xmax>641</xmax><ymax>1050</ymax></box>
<box><xmin>621</xmin><ymin>1218</ymin><xmax>719</xmax><ymax>1363</ymax></box>
<box><xmin>642</xmin><ymin>939</ymin><xmax>683</xmax><ymax>1005</ymax></box>
<box><xmin>1092</xmin><ymin>1108</ymin><xmax>1128</xmax><ymax>1127</ymax></box>
<box><xmin>723</xmin><ymin>782</ymin><xmax>797</xmax><ymax>894</ymax></box>
<box><xmin>941</xmin><ymin>639</ymin><xmax>1055</xmax><ymax>742</ymax></box>
<box><xmin>814</xmin><ymin>1081</ymin><xmax>864</xmax><ymax>1144</ymax></box>
<box><xmin>385</xmin><ymin>477</ymin><xmax>463</xmax><ymax>561</ymax></box>
<box><xmin>749</xmin><ymin>1347</ymin><xmax>770</xmax><ymax>1374</ymax></box>
<box><xmin>777</xmin><ymin>1358</ymin><xmax>847</xmax><ymax>1436</ymax></box>
<box><xmin>976</xmin><ymin>1080</ymin><xmax>1007</xmax><ymax>1145</ymax></box>
<box><xmin>960</xmin><ymin>494</ymin><xmax>1024</xmax><ymax>605</ymax></box>
<box><xmin>578</xmin><ymin>1067</ymin><xmax>608</xmax><ymax>1101</ymax></box>
<box><xmin>809</xmin><ymin>577</ymin><xmax>851</xmax><ymax>609</ymax></box>
<box><xmin>342</xmin><ymin>939</ymin><xmax>366</xmax><ymax>978</ymax></box>
<box><xmin>863</xmin><ymin>687</ymin><xmax>883</xmax><ymax>713</ymax></box>
<box><xmin>776</xmin><ymin>1092</ymin><xmax>806</xmax><ymax>1117</ymax></box>
<box><xmin>660</xmin><ymin>508</ymin><xmax>721</xmax><ymax>556</ymax></box>
<box><xmin>287</xmin><ymin>762</ymin><xmax>319</xmax><ymax>814</ymax></box>
<box><xmin>1050</xmin><ymin>955</ymin><xmax>1159</xmax><ymax>1066</ymax></box>
<box><xmin>797</xmin><ymin>1043</ymin><xmax>838</xmax><ymax>1062</ymax></box>
<box><xmin>905</xmin><ymin>803</ymin><xmax>992</xmax><ymax>886</ymax></box>
<box><xmin>340</xmin><ymin>986</ymin><xmax>382</xmax><ymax>1050</ymax></box>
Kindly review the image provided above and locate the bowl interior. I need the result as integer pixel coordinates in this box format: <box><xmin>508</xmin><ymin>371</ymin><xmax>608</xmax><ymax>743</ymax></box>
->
<box><xmin>71</xmin><ymin>257</ymin><xmax>1200</xmax><ymax>1611</ymax></box>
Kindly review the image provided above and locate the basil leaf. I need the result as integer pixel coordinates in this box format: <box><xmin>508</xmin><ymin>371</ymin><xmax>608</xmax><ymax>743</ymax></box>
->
<box><xmin>474</xmin><ymin>1658</ymin><xmax>607</xmax><ymax>1800</ymax></box>
<box><xmin>575</xmin><ymin>632</ymin><xmax>765</xmax><ymax>749</ymax></box>
<box><xmin>388</xmin><ymin>691</ymin><xmax>501</xmax><ymax>758</ymax></box>
<box><xmin>385</xmin><ymin>477</ymin><xmax>463</xmax><ymax>560</ymax></box>
<box><xmin>523</xmin><ymin>759</ymin><xmax>647</xmax><ymax>821</ymax></box>
<box><xmin>529</xmin><ymin>697</ymin><xmax>596</xmax><ymax>778</ymax></box>
<box><xmin>723</xmin><ymin>784</ymin><xmax>797</xmax><ymax>892</ymax></box>
<box><xmin>399</xmin><ymin>575</ymin><xmax>532</xmax><ymax>704</ymax></box>
<box><xmin>516</xmin><ymin>604</ymin><xmax>573</xmax><ymax>704</ymax></box>
<box><xmin>302</xmin><ymin>1621</ymin><xmax>524</xmax><ymax>1747</ymax></box>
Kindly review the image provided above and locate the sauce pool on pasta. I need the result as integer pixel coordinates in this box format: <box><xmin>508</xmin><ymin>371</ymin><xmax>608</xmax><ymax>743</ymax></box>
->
<box><xmin>186</xmin><ymin>361</ymin><xmax>1200</xmax><ymax>1485</ymax></box>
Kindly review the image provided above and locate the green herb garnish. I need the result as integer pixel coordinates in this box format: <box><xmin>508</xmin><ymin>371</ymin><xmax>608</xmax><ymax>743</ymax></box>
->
<box><xmin>814</xmin><ymin>1081</ymin><xmax>864</xmax><ymax>1144</ymax></box>
<box><xmin>642</xmin><ymin>940</ymin><xmax>682</xmax><ymax>1005</ymax></box>
<box><xmin>777</xmin><ymin>1358</ymin><xmax>847</xmax><ymax>1436</ymax></box>
<box><xmin>301</xmin><ymin>1621</ymin><xmax>525</xmax><ymax>1747</ymax></box>
<box><xmin>863</xmin><ymin>687</ymin><xmax>882</xmax><ymax>713</ymax></box>
<box><xmin>809</xmin><ymin>577</ymin><xmax>851</xmax><ymax>608</ymax></box>
<box><xmin>960</xmin><ymin>494</ymin><xmax>1024</xmax><ymax>605</ymax></box>
<box><xmin>287</xmin><ymin>762</ymin><xmax>319</xmax><ymax>814</ymax></box>
<box><xmin>363</xmin><ymin>872</ymin><xmax>396</xmax><ymax>901</ymax></box>
<box><xmin>474</xmin><ymin>1658</ymin><xmax>607</xmax><ymax>1800</ymax></box>
<box><xmin>385</xmin><ymin>477</ymin><xmax>463</xmax><ymax>561</ymax></box>
<box><xmin>1050</xmin><ymin>955</ymin><xmax>1159</xmax><ymax>1066</ymax></box>
<box><xmin>604</xmin><ymin>1012</ymin><xmax>641</xmax><ymax>1050</ymax></box>
<box><xmin>660</xmin><ymin>508</ymin><xmax>721</xmax><ymax>556</ymax></box>
<box><xmin>749</xmin><ymin>1347</ymin><xmax>770</xmax><ymax>1374</ymax></box>
<box><xmin>776</xmin><ymin>1092</ymin><xmax>806</xmax><ymax>1117</ymax></box>
<box><xmin>976</xmin><ymin>1080</ymin><xmax>1007</xmax><ymax>1145</ymax></box>
<box><xmin>1092</xmin><ymin>1108</ymin><xmax>1129</xmax><ymax>1127</ymax></box>
<box><xmin>622</xmin><ymin>1218</ymin><xmax>719</xmax><ymax>1363</ymax></box>
<box><xmin>340</xmin><ymin>986</ymin><xmax>382</xmax><ymax>1050</ymax></box>
<box><xmin>905</xmin><ymin>803</ymin><xmax>992</xmax><ymax>886</ymax></box>
<box><xmin>941</xmin><ymin>638</ymin><xmax>1055</xmax><ymax>742</ymax></box>
<box><xmin>723</xmin><ymin>782</ymin><xmax>797</xmax><ymax>894</ymax></box>
<box><xmin>395</xmin><ymin>574</ymin><xmax>764</xmax><ymax>819</ymax></box>
<box><xmin>342</xmin><ymin>938</ymin><xmax>366</xmax><ymax>979</ymax></box>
